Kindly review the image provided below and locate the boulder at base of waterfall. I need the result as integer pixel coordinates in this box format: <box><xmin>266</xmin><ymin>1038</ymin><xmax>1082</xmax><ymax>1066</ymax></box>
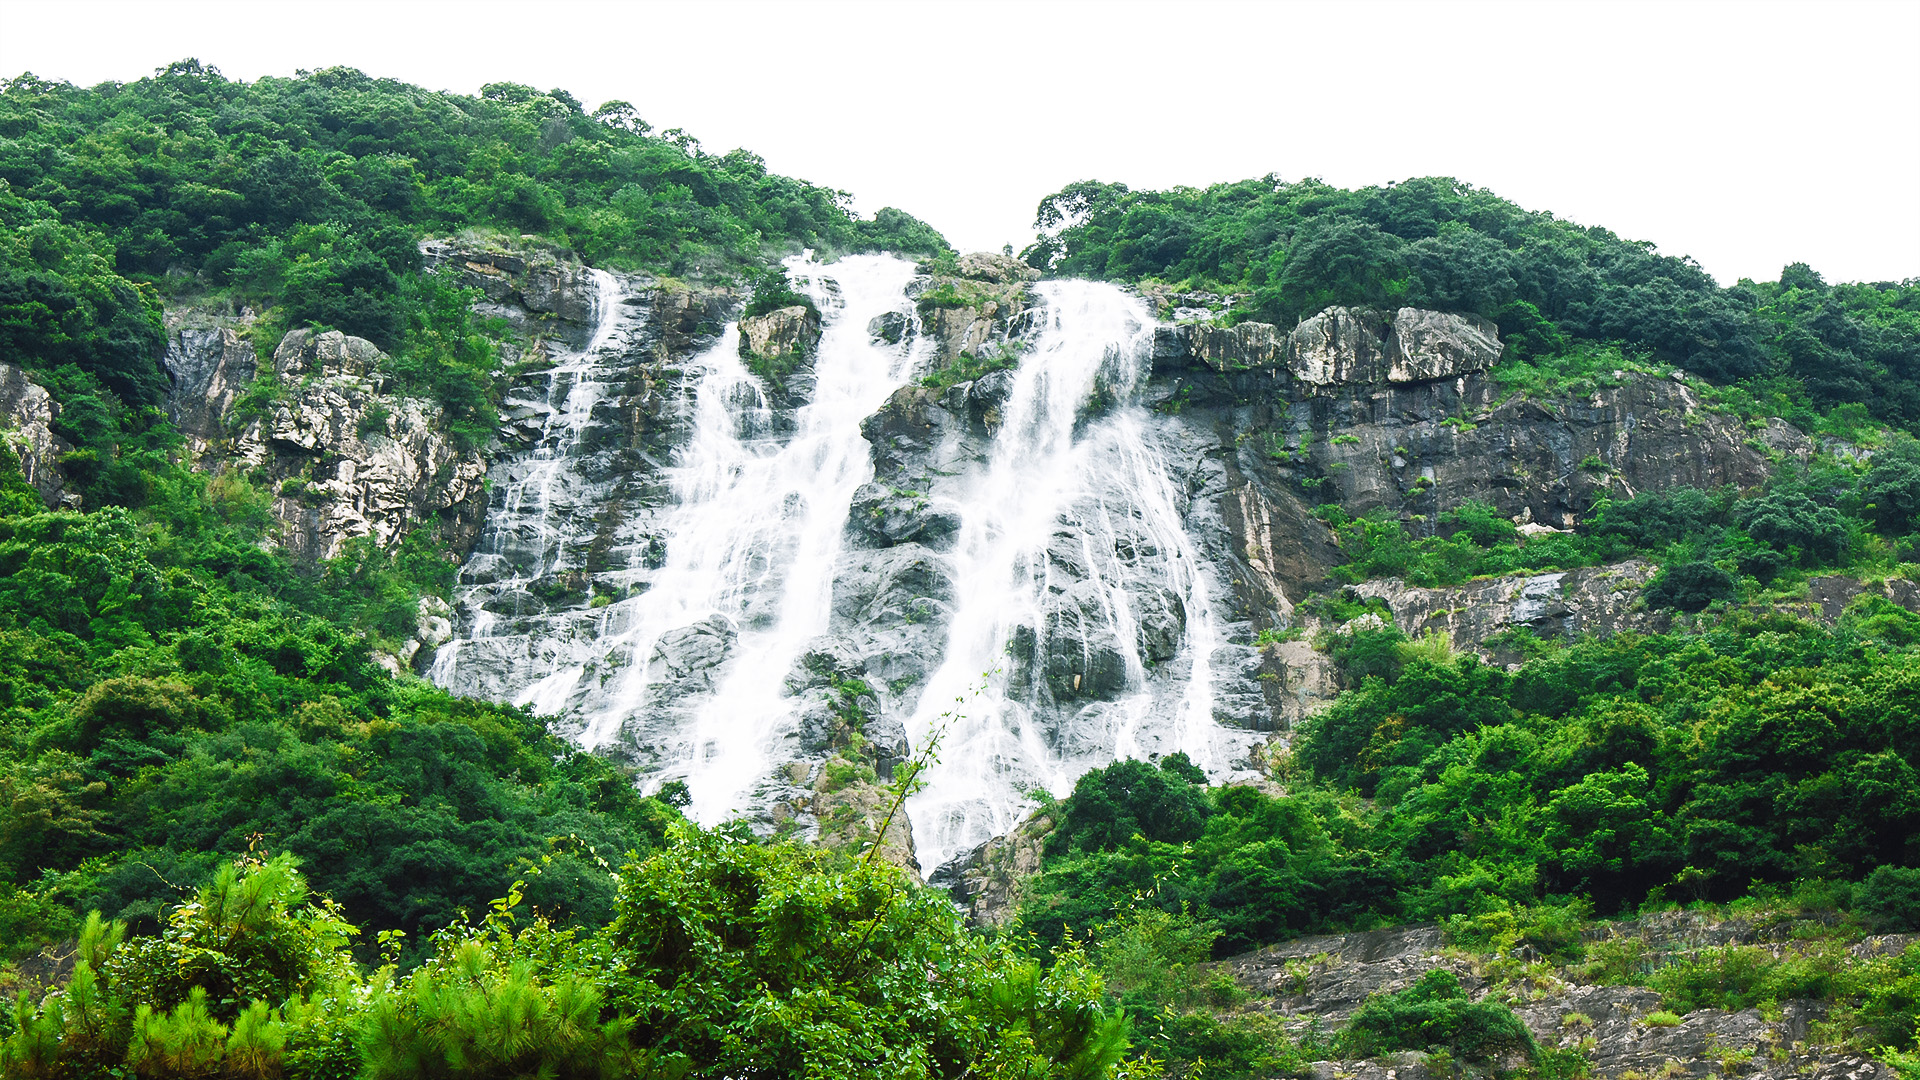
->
<box><xmin>1385</xmin><ymin>308</ymin><xmax>1505</xmax><ymax>383</ymax></box>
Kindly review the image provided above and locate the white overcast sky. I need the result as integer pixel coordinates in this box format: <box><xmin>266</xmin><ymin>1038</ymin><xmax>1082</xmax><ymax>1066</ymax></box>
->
<box><xmin>3</xmin><ymin>0</ymin><xmax>1916</xmax><ymax>285</ymax></box>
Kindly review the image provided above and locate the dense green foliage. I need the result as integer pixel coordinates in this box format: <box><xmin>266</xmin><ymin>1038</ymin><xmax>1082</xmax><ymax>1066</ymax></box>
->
<box><xmin>0</xmin><ymin>480</ymin><xmax>680</xmax><ymax>964</ymax></box>
<box><xmin>1</xmin><ymin>61</ymin><xmax>947</xmax><ymax>285</ymax></box>
<box><xmin>2</xmin><ymin>838</ymin><xmax>1130</xmax><ymax>1080</ymax></box>
<box><xmin>1335</xmin><ymin>969</ymin><xmax>1535</xmax><ymax>1064</ymax></box>
<box><xmin>0</xmin><ymin>60</ymin><xmax>950</xmax><ymax>486</ymax></box>
<box><xmin>1024</xmin><ymin>612</ymin><xmax>1920</xmax><ymax>958</ymax></box>
<box><xmin>1024</xmin><ymin>176</ymin><xmax>1920</xmax><ymax>430</ymax></box>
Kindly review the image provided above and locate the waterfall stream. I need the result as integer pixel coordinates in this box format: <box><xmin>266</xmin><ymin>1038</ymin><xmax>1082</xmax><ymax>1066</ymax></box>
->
<box><xmin>581</xmin><ymin>253</ymin><xmax>923</xmax><ymax>822</ymax></box>
<box><xmin>434</xmin><ymin>258</ymin><xmax>1259</xmax><ymax>870</ymax></box>
<box><xmin>902</xmin><ymin>282</ymin><xmax>1230</xmax><ymax>873</ymax></box>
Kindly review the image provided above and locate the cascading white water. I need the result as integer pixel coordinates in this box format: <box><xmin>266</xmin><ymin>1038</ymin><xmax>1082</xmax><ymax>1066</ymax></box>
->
<box><xmin>429</xmin><ymin>268</ymin><xmax>625</xmax><ymax>693</ymax></box>
<box><xmin>436</xmin><ymin>257</ymin><xmax>1258</xmax><ymax>870</ymax></box>
<box><xmin>903</xmin><ymin>281</ymin><xmax>1230</xmax><ymax>874</ymax></box>
<box><xmin>568</xmin><ymin>253</ymin><xmax>922</xmax><ymax>822</ymax></box>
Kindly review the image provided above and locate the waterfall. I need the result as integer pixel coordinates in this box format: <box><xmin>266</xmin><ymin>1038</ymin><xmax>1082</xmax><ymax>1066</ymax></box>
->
<box><xmin>903</xmin><ymin>281</ymin><xmax>1231</xmax><ymax>875</ymax></box>
<box><xmin>580</xmin><ymin>253</ymin><xmax>921</xmax><ymax>822</ymax></box>
<box><xmin>435</xmin><ymin>258</ymin><xmax>1259</xmax><ymax>871</ymax></box>
<box><xmin>428</xmin><ymin>268</ymin><xmax>627</xmax><ymax>699</ymax></box>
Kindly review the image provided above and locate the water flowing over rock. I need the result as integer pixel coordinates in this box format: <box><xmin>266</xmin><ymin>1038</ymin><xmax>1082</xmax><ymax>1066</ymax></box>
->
<box><xmin>430</xmin><ymin>254</ymin><xmax>1274</xmax><ymax>874</ymax></box>
<box><xmin>162</xmin><ymin>322</ymin><xmax>257</xmax><ymax>453</ymax></box>
<box><xmin>427</xmin><ymin>259</ymin><xmax>1813</xmax><ymax>879</ymax></box>
<box><xmin>890</xmin><ymin>282</ymin><xmax>1268</xmax><ymax>876</ymax></box>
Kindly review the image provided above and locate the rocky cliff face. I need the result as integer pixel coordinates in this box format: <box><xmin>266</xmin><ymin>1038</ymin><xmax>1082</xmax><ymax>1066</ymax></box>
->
<box><xmin>0</xmin><ymin>362</ymin><xmax>73</xmax><ymax>507</ymax></box>
<box><xmin>222</xmin><ymin>328</ymin><xmax>491</xmax><ymax>562</ymax></box>
<box><xmin>909</xmin><ymin>252</ymin><xmax>1039</xmax><ymax>365</ymax></box>
<box><xmin>1219</xmin><ymin>918</ymin><xmax>1909</xmax><ymax>1079</ymax></box>
<box><xmin>420</xmin><ymin>239</ymin><xmax>604</xmax><ymax>349</ymax></box>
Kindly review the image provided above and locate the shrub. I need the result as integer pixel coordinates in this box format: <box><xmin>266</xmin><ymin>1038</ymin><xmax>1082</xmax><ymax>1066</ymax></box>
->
<box><xmin>1046</xmin><ymin>755</ymin><xmax>1212</xmax><ymax>855</ymax></box>
<box><xmin>1647</xmin><ymin>944</ymin><xmax>1848</xmax><ymax>1013</ymax></box>
<box><xmin>1738</xmin><ymin>489</ymin><xmax>1850</xmax><ymax>565</ymax></box>
<box><xmin>1859</xmin><ymin>865</ymin><xmax>1920</xmax><ymax>932</ymax></box>
<box><xmin>1588</xmin><ymin>487</ymin><xmax>1727</xmax><ymax>549</ymax></box>
<box><xmin>1645</xmin><ymin>561</ymin><xmax>1736</xmax><ymax>612</ymax></box>
<box><xmin>1337</xmin><ymin>969</ymin><xmax>1537</xmax><ymax>1064</ymax></box>
<box><xmin>1859</xmin><ymin>438</ymin><xmax>1920</xmax><ymax>532</ymax></box>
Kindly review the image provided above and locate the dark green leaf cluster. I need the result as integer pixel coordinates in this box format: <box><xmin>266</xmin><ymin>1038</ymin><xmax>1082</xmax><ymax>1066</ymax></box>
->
<box><xmin>1321</xmin><ymin>445</ymin><xmax>1920</xmax><ymax>603</ymax></box>
<box><xmin>1336</xmin><ymin>969</ymin><xmax>1536</xmax><ymax>1064</ymax></box>
<box><xmin>0</xmin><ymin>63</ymin><xmax>948</xmax><ymax>282</ymax></box>
<box><xmin>0</xmin><ymin>486</ymin><xmax>680</xmax><ymax>963</ymax></box>
<box><xmin>1024</xmin><ymin>614</ymin><xmax>1920</xmax><ymax>956</ymax></box>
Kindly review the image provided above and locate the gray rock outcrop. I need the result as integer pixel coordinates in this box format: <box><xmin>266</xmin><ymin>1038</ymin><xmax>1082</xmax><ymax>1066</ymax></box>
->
<box><xmin>738</xmin><ymin>305</ymin><xmax>821</xmax><ymax>363</ymax></box>
<box><xmin>162</xmin><ymin>322</ymin><xmax>258</xmax><ymax>452</ymax></box>
<box><xmin>0</xmin><ymin>363</ymin><xmax>71</xmax><ymax>507</ymax></box>
<box><xmin>419</xmin><ymin>239</ymin><xmax>603</xmax><ymax>347</ymax></box>
<box><xmin>219</xmin><ymin>328</ymin><xmax>489</xmax><ymax>561</ymax></box>
<box><xmin>1218</xmin><ymin>916</ymin><xmax>1910</xmax><ymax>1079</ymax></box>
<box><xmin>1352</xmin><ymin>561</ymin><xmax>1666</xmax><ymax>650</ymax></box>
<box><xmin>1385</xmin><ymin>307</ymin><xmax>1503</xmax><ymax>382</ymax></box>
<box><xmin>1151</xmin><ymin>305</ymin><xmax>1504</xmax><ymax>387</ymax></box>
<box><xmin>911</xmin><ymin>253</ymin><xmax>1039</xmax><ymax>366</ymax></box>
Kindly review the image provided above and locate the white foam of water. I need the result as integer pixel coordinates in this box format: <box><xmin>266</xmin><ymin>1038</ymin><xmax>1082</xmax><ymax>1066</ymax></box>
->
<box><xmin>577</xmin><ymin>253</ymin><xmax>922</xmax><ymax>823</ymax></box>
<box><xmin>903</xmin><ymin>280</ymin><xmax>1225</xmax><ymax>873</ymax></box>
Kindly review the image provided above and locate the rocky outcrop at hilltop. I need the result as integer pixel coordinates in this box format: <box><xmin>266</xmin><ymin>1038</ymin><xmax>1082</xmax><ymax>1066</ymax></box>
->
<box><xmin>0</xmin><ymin>363</ymin><xmax>72</xmax><ymax>508</ymax></box>
<box><xmin>159</xmin><ymin>323</ymin><xmax>490</xmax><ymax>564</ymax></box>
<box><xmin>1153</xmin><ymin>305</ymin><xmax>1502</xmax><ymax>386</ymax></box>
<box><xmin>911</xmin><ymin>253</ymin><xmax>1039</xmax><ymax>365</ymax></box>
<box><xmin>420</xmin><ymin>239</ymin><xmax>604</xmax><ymax>348</ymax></box>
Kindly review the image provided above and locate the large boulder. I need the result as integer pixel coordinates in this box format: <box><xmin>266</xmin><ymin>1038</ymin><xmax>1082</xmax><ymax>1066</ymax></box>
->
<box><xmin>1152</xmin><ymin>305</ymin><xmax>1505</xmax><ymax>387</ymax></box>
<box><xmin>738</xmin><ymin>305</ymin><xmax>821</xmax><ymax>362</ymax></box>
<box><xmin>954</xmin><ymin>251</ymin><xmax>1040</xmax><ymax>285</ymax></box>
<box><xmin>1285</xmin><ymin>306</ymin><xmax>1390</xmax><ymax>385</ymax></box>
<box><xmin>162</xmin><ymin>323</ymin><xmax>258</xmax><ymax>448</ymax></box>
<box><xmin>1385</xmin><ymin>308</ymin><xmax>1504</xmax><ymax>383</ymax></box>
<box><xmin>1153</xmin><ymin>322</ymin><xmax>1285</xmax><ymax>373</ymax></box>
<box><xmin>419</xmin><ymin>239</ymin><xmax>603</xmax><ymax>345</ymax></box>
<box><xmin>219</xmin><ymin>328</ymin><xmax>490</xmax><ymax>561</ymax></box>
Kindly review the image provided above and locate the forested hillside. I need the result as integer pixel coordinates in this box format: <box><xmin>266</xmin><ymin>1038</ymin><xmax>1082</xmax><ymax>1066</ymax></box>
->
<box><xmin>1024</xmin><ymin>176</ymin><xmax>1920</xmax><ymax>434</ymax></box>
<box><xmin>0</xmin><ymin>59</ymin><xmax>954</xmax><ymax>969</ymax></box>
<box><xmin>0</xmin><ymin>59</ymin><xmax>1916</xmax><ymax>1080</ymax></box>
